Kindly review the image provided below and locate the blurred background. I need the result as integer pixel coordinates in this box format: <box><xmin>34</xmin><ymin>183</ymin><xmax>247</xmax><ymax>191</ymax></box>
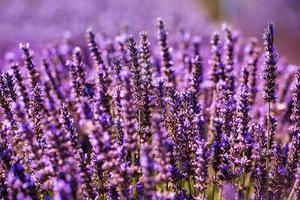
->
<box><xmin>0</xmin><ymin>0</ymin><xmax>299</xmax><ymax>63</ymax></box>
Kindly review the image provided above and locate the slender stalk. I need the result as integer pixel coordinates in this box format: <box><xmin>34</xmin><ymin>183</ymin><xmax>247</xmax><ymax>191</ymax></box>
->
<box><xmin>188</xmin><ymin>175</ymin><xmax>193</xmax><ymax>195</ymax></box>
<box><xmin>131</xmin><ymin>151</ymin><xmax>137</xmax><ymax>198</ymax></box>
<box><xmin>241</xmin><ymin>149</ymin><xmax>247</xmax><ymax>199</ymax></box>
<box><xmin>212</xmin><ymin>171</ymin><xmax>216</xmax><ymax>200</ymax></box>
<box><xmin>212</xmin><ymin>184</ymin><xmax>215</xmax><ymax>200</ymax></box>
<box><xmin>287</xmin><ymin>187</ymin><xmax>295</xmax><ymax>200</ymax></box>
<box><xmin>242</xmin><ymin>169</ymin><xmax>246</xmax><ymax>199</ymax></box>
<box><xmin>132</xmin><ymin>109</ymin><xmax>141</xmax><ymax>198</ymax></box>
<box><xmin>219</xmin><ymin>187</ymin><xmax>222</xmax><ymax>200</ymax></box>
<box><xmin>266</xmin><ymin>102</ymin><xmax>271</xmax><ymax>200</ymax></box>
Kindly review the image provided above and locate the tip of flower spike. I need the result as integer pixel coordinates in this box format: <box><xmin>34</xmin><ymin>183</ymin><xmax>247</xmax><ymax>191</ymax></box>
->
<box><xmin>211</xmin><ymin>32</ymin><xmax>220</xmax><ymax>46</ymax></box>
<box><xmin>222</xmin><ymin>23</ymin><xmax>229</xmax><ymax>30</ymax></box>
<box><xmin>65</xmin><ymin>60</ymin><xmax>73</xmax><ymax>68</ymax></box>
<box><xmin>126</xmin><ymin>35</ymin><xmax>136</xmax><ymax>47</ymax></box>
<box><xmin>73</xmin><ymin>46</ymin><xmax>81</xmax><ymax>54</ymax></box>
<box><xmin>267</xmin><ymin>22</ymin><xmax>275</xmax><ymax>32</ymax></box>
<box><xmin>192</xmin><ymin>36</ymin><xmax>201</xmax><ymax>43</ymax></box>
<box><xmin>222</xmin><ymin>23</ymin><xmax>235</xmax><ymax>35</ymax></box>
<box><xmin>115</xmin><ymin>35</ymin><xmax>126</xmax><ymax>44</ymax></box>
<box><xmin>5</xmin><ymin>52</ymin><xmax>16</xmax><ymax>63</ymax></box>
<box><xmin>127</xmin><ymin>34</ymin><xmax>134</xmax><ymax>41</ymax></box>
<box><xmin>139</xmin><ymin>31</ymin><xmax>148</xmax><ymax>38</ymax></box>
<box><xmin>211</xmin><ymin>32</ymin><xmax>220</xmax><ymax>40</ymax></box>
<box><xmin>192</xmin><ymin>55</ymin><xmax>200</xmax><ymax>63</ymax></box>
<box><xmin>62</xmin><ymin>31</ymin><xmax>72</xmax><ymax>40</ymax></box>
<box><xmin>111</xmin><ymin>56</ymin><xmax>121</xmax><ymax>66</ymax></box>
<box><xmin>264</xmin><ymin>22</ymin><xmax>276</xmax><ymax>40</ymax></box>
<box><xmin>19</xmin><ymin>42</ymin><xmax>30</xmax><ymax>50</ymax></box>
<box><xmin>86</xmin><ymin>26</ymin><xmax>94</xmax><ymax>33</ymax></box>
<box><xmin>157</xmin><ymin>17</ymin><xmax>164</xmax><ymax>28</ymax></box>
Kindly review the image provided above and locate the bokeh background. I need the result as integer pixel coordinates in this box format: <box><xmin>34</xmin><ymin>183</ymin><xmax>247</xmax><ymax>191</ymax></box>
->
<box><xmin>0</xmin><ymin>0</ymin><xmax>299</xmax><ymax>63</ymax></box>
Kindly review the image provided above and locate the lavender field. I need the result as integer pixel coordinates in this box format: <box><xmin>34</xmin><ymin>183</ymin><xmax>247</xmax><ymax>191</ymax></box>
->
<box><xmin>0</xmin><ymin>1</ymin><xmax>300</xmax><ymax>200</ymax></box>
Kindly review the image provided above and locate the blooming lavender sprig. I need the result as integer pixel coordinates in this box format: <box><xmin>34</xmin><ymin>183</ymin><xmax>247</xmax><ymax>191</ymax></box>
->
<box><xmin>87</xmin><ymin>28</ymin><xmax>104</xmax><ymax>66</ymax></box>
<box><xmin>236</xmin><ymin>67</ymin><xmax>251</xmax><ymax>155</ymax></box>
<box><xmin>262</xmin><ymin>22</ymin><xmax>279</xmax><ymax>200</ymax></box>
<box><xmin>30</xmin><ymin>84</ymin><xmax>46</xmax><ymax>147</ymax></box>
<box><xmin>245</xmin><ymin>38</ymin><xmax>260</xmax><ymax>105</ymax></box>
<box><xmin>112</xmin><ymin>57</ymin><xmax>124</xmax><ymax>144</ymax></box>
<box><xmin>189</xmin><ymin>55</ymin><xmax>203</xmax><ymax>98</ymax></box>
<box><xmin>2</xmin><ymin>73</ymin><xmax>17</xmax><ymax>102</ymax></box>
<box><xmin>139</xmin><ymin>31</ymin><xmax>153</xmax><ymax>136</ymax></box>
<box><xmin>139</xmin><ymin>31</ymin><xmax>153</xmax><ymax>92</ymax></box>
<box><xmin>263</xmin><ymin>22</ymin><xmax>278</xmax><ymax>103</ymax></box>
<box><xmin>127</xmin><ymin>35</ymin><xmax>144</xmax><ymax>115</ymax></box>
<box><xmin>0</xmin><ymin>86</ymin><xmax>18</xmax><ymax>131</ymax></box>
<box><xmin>192</xmin><ymin>36</ymin><xmax>201</xmax><ymax>57</ymax></box>
<box><xmin>67</xmin><ymin>60</ymin><xmax>82</xmax><ymax>107</ymax></box>
<box><xmin>11</xmin><ymin>62</ymin><xmax>30</xmax><ymax>112</ymax></box>
<box><xmin>157</xmin><ymin>18</ymin><xmax>176</xmax><ymax>89</ymax></box>
<box><xmin>43</xmin><ymin>58</ymin><xmax>64</xmax><ymax>102</ymax></box>
<box><xmin>223</xmin><ymin>25</ymin><xmax>237</xmax><ymax>92</ymax></box>
<box><xmin>19</xmin><ymin>43</ymin><xmax>40</xmax><ymax>90</ymax></box>
<box><xmin>72</xmin><ymin>47</ymin><xmax>87</xmax><ymax>90</ymax></box>
<box><xmin>97</xmin><ymin>61</ymin><xmax>111</xmax><ymax>115</ymax></box>
<box><xmin>179</xmin><ymin>29</ymin><xmax>191</xmax><ymax>73</ymax></box>
<box><xmin>210</xmin><ymin>32</ymin><xmax>224</xmax><ymax>85</ymax></box>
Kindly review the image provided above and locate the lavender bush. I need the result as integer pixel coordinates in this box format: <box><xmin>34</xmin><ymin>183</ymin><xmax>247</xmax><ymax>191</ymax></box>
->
<box><xmin>0</xmin><ymin>17</ymin><xmax>299</xmax><ymax>200</ymax></box>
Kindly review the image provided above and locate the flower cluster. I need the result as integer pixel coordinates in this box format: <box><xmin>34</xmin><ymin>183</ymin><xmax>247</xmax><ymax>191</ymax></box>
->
<box><xmin>0</xmin><ymin>19</ymin><xmax>300</xmax><ymax>200</ymax></box>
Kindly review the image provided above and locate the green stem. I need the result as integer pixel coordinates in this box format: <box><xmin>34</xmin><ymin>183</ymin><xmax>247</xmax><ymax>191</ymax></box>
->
<box><xmin>212</xmin><ymin>171</ymin><xmax>216</xmax><ymax>200</ymax></box>
<box><xmin>212</xmin><ymin>184</ymin><xmax>215</xmax><ymax>200</ymax></box>
<box><xmin>242</xmin><ymin>168</ymin><xmax>246</xmax><ymax>199</ymax></box>
<box><xmin>131</xmin><ymin>152</ymin><xmax>137</xmax><ymax>198</ymax></box>
<box><xmin>188</xmin><ymin>175</ymin><xmax>193</xmax><ymax>195</ymax></box>
<box><xmin>266</xmin><ymin>102</ymin><xmax>271</xmax><ymax>200</ymax></box>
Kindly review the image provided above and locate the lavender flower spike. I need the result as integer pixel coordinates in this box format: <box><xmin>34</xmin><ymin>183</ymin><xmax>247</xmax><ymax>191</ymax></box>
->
<box><xmin>19</xmin><ymin>43</ymin><xmax>40</xmax><ymax>89</ymax></box>
<box><xmin>263</xmin><ymin>22</ymin><xmax>278</xmax><ymax>103</ymax></box>
<box><xmin>157</xmin><ymin>18</ymin><xmax>176</xmax><ymax>89</ymax></box>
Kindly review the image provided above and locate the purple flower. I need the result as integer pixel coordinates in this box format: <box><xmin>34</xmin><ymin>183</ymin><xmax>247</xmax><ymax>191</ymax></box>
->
<box><xmin>157</xmin><ymin>18</ymin><xmax>176</xmax><ymax>89</ymax></box>
<box><xmin>209</xmin><ymin>32</ymin><xmax>224</xmax><ymax>85</ymax></box>
<box><xmin>263</xmin><ymin>22</ymin><xmax>278</xmax><ymax>103</ymax></box>
<box><xmin>19</xmin><ymin>43</ymin><xmax>41</xmax><ymax>90</ymax></box>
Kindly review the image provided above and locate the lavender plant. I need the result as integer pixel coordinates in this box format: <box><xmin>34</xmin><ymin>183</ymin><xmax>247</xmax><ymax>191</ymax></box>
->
<box><xmin>0</xmin><ymin>18</ymin><xmax>299</xmax><ymax>200</ymax></box>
